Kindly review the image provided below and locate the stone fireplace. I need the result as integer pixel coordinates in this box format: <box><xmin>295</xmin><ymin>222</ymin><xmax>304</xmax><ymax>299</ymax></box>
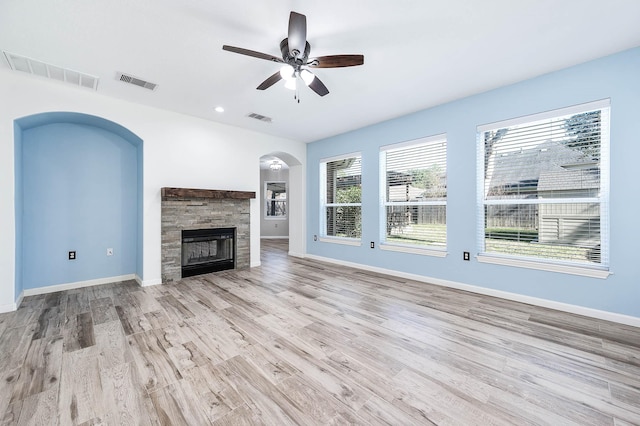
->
<box><xmin>161</xmin><ymin>187</ymin><xmax>255</xmax><ymax>283</ymax></box>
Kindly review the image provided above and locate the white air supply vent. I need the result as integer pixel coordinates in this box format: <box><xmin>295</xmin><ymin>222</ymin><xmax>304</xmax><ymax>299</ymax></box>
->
<box><xmin>116</xmin><ymin>72</ymin><xmax>158</xmax><ymax>91</ymax></box>
<box><xmin>247</xmin><ymin>113</ymin><xmax>272</xmax><ymax>123</ymax></box>
<box><xmin>2</xmin><ymin>51</ymin><xmax>98</xmax><ymax>90</ymax></box>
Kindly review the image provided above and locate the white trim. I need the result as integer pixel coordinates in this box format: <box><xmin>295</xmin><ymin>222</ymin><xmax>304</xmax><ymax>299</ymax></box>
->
<box><xmin>0</xmin><ymin>301</ymin><xmax>18</xmax><ymax>313</ymax></box>
<box><xmin>260</xmin><ymin>236</ymin><xmax>290</xmax><ymax>240</ymax></box>
<box><xmin>318</xmin><ymin>237</ymin><xmax>362</xmax><ymax>247</ymax></box>
<box><xmin>380</xmin><ymin>243</ymin><xmax>448</xmax><ymax>258</ymax></box>
<box><xmin>250</xmin><ymin>260</ymin><xmax>261</xmax><ymax>268</ymax></box>
<box><xmin>477</xmin><ymin>99</ymin><xmax>611</xmax><ymax>132</ymax></box>
<box><xmin>288</xmin><ymin>251</ymin><xmax>305</xmax><ymax>258</ymax></box>
<box><xmin>303</xmin><ymin>254</ymin><xmax>639</xmax><ymax>328</ymax></box>
<box><xmin>477</xmin><ymin>254</ymin><xmax>610</xmax><ymax>279</ymax></box>
<box><xmin>379</xmin><ymin>133</ymin><xmax>447</xmax><ymax>152</ymax></box>
<box><xmin>139</xmin><ymin>277</ymin><xmax>162</xmax><ymax>287</ymax></box>
<box><xmin>15</xmin><ymin>291</ymin><xmax>24</xmax><ymax>310</ymax></box>
<box><xmin>319</xmin><ymin>151</ymin><xmax>362</xmax><ymax>164</ymax></box>
<box><xmin>22</xmin><ymin>274</ymin><xmax>137</xmax><ymax>296</ymax></box>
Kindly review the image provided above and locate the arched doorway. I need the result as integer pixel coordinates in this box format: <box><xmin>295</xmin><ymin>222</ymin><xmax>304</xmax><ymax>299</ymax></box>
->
<box><xmin>259</xmin><ymin>151</ymin><xmax>305</xmax><ymax>260</ymax></box>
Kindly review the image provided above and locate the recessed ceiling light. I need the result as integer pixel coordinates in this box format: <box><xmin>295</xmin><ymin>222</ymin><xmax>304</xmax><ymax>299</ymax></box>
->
<box><xmin>214</xmin><ymin>106</ymin><xmax>224</xmax><ymax>113</ymax></box>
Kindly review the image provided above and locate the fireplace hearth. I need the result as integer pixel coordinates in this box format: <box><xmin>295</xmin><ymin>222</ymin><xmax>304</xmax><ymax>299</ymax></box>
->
<box><xmin>182</xmin><ymin>228</ymin><xmax>235</xmax><ymax>277</ymax></box>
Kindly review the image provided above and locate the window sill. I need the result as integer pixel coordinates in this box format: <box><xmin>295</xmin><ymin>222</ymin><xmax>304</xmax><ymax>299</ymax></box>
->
<box><xmin>477</xmin><ymin>254</ymin><xmax>611</xmax><ymax>279</ymax></box>
<box><xmin>318</xmin><ymin>237</ymin><xmax>362</xmax><ymax>247</ymax></box>
<box><xmin>380</xmin><ymin>243</ymin><xmax>447</xmax><ymax>258</ymax></box>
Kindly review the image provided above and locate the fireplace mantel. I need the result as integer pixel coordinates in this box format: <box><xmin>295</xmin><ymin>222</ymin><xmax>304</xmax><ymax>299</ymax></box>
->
<box><xmin>161</xmin><ymin>187</ymin><xmax>255</xmax><ymax>200</ymax></box>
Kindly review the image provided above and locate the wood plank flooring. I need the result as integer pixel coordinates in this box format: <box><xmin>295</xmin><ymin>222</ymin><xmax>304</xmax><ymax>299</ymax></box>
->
<box><xmin>1</xmin><ymin>239</ymin><xmax>639</xmax><ymax>425</ymax></box>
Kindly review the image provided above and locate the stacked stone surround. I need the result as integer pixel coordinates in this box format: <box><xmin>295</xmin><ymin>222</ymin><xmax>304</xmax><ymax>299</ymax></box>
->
<box><xmin>160</xmin><ymin>188</ymin><xmax>255</xmax><ymax>283</ymax></box>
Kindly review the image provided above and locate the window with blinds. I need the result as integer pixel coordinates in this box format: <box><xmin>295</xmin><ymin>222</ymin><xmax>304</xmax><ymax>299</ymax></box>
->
<box><xmin>320</xmin><ymin>154</ymin><xmax>362</xmax><ymax>239</ymax></box>
<box><xmin>380</xmin><ymin>135</ymin><xmax>447</xmax><ymax>251</ymax></box>
<box><xmin>477</xmin><ymin>100</ymin><xmax>610</xmax><ymax>269</ymax></box>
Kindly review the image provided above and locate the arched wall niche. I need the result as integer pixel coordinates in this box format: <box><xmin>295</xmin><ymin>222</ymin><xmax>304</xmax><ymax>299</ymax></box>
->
<box><xmin>14</xmin><ymin>111</ymin><xmax>144</xmax><ymax>298</ymax></box>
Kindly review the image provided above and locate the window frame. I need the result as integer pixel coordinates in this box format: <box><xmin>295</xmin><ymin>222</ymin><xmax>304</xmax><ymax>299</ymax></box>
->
<box><xmin>264</xmin><ymin>181</ymin><xmax>287</xmax><ymax>219</ymax></box>
<box><xmin>379</xmin><ymin>134</ymin><xmax>448</xmax><ymax>257</ymax></box>
<box><xmin>319</xmin><ymin>152</ymin><xmax>363</xmax><ymax>245</ymax></box>
<box><xmin>476</xmin><ymin>99</ymin><xmax>610</xmax><ymax>278</ymax></box>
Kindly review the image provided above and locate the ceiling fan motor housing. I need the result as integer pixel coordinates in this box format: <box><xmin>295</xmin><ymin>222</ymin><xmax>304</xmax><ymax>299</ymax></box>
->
<box><xmin>280</xmin><ymin>38</ymin><xmax>310</xmax><ymax>66</ymax></box>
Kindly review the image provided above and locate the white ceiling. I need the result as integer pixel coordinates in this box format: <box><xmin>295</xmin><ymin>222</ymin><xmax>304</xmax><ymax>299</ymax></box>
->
<box><xmin>2</xmin><ymin>0</ymin><xmax>639</xmax><ymax>143</ymax></box>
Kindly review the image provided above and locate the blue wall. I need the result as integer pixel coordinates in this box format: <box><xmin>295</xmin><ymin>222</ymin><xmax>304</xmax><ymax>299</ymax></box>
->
<box><xmin>307</xmin><ymin>47</ymin><xmax>640</xmax><ymax>318</ymax></box>
<box><xmin>15</xmin><ymin>113</ymin><xmax>143</xmax><ymax>291</ymax></box>
<box><xmin>14</xmin><ymin>122</ymin><xmax>23</xmax><ymax>300</ymax></box>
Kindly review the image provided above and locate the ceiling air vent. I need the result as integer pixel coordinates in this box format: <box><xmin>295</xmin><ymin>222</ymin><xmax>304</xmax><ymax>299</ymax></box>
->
<box><xmin>247</xmin><ymin>113</ymin><xmax>272</xmax><ymax>123</ymax></box>
<box><xmin>116</xmin><ymin>72</ymin><xmax>158</xmax><ymax>91</ymax></box>
<box><xmin>2</xmin><ymin>51</ymin><xmax>98</xmax><ymax>90</ymax></box>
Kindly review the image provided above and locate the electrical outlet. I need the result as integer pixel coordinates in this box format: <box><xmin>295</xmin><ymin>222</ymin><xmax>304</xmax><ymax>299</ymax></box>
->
<box><xmin>370</xmin><ymin>241</ymin><xmax>375</xmax><ymax>249</ymax></box>
<box><xmin>69</xmin><ymin>251</ymin><xmax>76</xmax><ymax>260</ymax></box>
<box><xmin>463</xmin><ymin>251</ymin><xmax>470</xmax><ymax>261</ymax></box>
<box><xmin>274</xmin><ymin>223</ymin><xmax>278</xmax><ymax>228</ymax></box>
<box><xmin>107</xmin><ymin>248</ymin><xmax>113</xmax><ymax>256</ymax></box>
<box><xmin>313</xmin><ymin>235</ymin><xmax>317</xmax><ymax>241</ymax></box>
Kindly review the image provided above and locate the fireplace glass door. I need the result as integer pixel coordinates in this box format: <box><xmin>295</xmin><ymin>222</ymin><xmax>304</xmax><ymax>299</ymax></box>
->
<box><xmin>181</xmin><ymin>228</ymin><xmax>235</xmax><ymax>277</ymax></box>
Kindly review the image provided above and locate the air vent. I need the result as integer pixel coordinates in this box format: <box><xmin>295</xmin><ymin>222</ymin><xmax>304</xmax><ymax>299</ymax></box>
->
<box><xmin>247</xmin><ymin>113</ymin><xmax>272</xmax><ymax>123</ymax></box>
<box><xmin>116</xmin><ymin>72</ymin><xmax>158</xmax><ymax>91</ymax></box>
<box><xmin>2</xmin><ymin>51</ymin><xmax>98</xmax><ymax>90</ymax></box>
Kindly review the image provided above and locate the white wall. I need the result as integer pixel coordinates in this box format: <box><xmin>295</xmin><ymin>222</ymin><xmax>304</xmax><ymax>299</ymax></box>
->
<box><xmin>0</xmin><ymin>70</ymin><xmax>306</xmax><ymax>310</ymax></box>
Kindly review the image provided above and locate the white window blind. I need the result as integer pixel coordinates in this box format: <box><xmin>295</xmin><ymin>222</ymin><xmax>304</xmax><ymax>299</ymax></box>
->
<box><xmin>477</xmin><ymin>100</ymin><xmax>610</xmax><ymax>269</ymax></box>
<box><xmin>320</xmin><ymin>154</ymin><xmax>362</xmax><ymax>239</ymax></box>
<box><xmin>265</xmin><ymin>181</ymin><xmax>287</xmax><ymax>218</ymax></box>
<box><xmin>380</xmin><ymin>135</ymin><xmax>447</xmax><ymax>250</ymax></box>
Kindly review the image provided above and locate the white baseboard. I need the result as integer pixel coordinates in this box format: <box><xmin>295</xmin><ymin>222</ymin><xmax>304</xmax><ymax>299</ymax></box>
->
<box><xmin>288</xmin><ymin>251</ymin><xmax>305</xmax><ymax>259</ymax></box>
<box><xmin>261</xmin><ymin>236</ymin><xmax>289</xmax><ymax>240</ymax></box>
<box><xmin>22</xmin><ymin>274</ymin><xmax>137</xmax><ymax>297</ymax></box>
<box><xmin>0</xmin><ymin>301</ymin><xmax>17</xmax><ymax>314</ymax></box>
<box><xmin>15</xmin><ymin>291</ymin><xmax>24</xmax><ymax>310</ymax></box>
<box><xmin>139</xmin><ymin>277</ymin><xmax>162</xmax><ymax>287</ymax></box>
<box><xmin>304</xmin><ymin>254</ymin><xmax>640</xmax><ymax>328</ymax></box>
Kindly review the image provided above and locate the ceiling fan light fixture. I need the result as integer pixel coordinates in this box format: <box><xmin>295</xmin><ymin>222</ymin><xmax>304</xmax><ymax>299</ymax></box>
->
<box><xmin>270</xmin><ymin>161</ymin><xmax>282</xmax><ymax>170</ymax></box>
<box><xmin>300</xmin><ymin>69</ymin><xmax>315</xmax><ymax>86</ymax></box>
<box><xmin>284</xmin><ymin>78</ymin><xmax>297</xmax><ymax>90</ymax></box>
<box><xmin>279</xmin><ymin>64</ymin><xmax>295</xmax><ymax>80</ymax></box>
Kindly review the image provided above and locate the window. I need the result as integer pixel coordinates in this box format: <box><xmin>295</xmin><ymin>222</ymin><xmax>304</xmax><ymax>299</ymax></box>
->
<box><xmin>380</xmin><ymin>135</ymin><xmax>447</xmax><ymax>255</ymax></box>
<box><xmin>265</xmin><ymin>181</ymin><xmax>287</xmax><ymax>218</ymax></box>
<box><xmin>320</xmin><ymin>154</ymin><xmax>362</xmax><ymax>242</ymax></box>
<box><xmin>477</xmin><ymin>100</ymin><xmax>610</xmax><ymax>277</ymax></box>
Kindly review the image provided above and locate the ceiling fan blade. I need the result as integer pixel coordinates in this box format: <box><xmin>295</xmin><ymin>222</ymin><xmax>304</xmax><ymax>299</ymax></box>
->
<box><xmin>307</xmin><ymin>54</ymin><xmax>364</xmax><ymax>68</ymax></box>
<box><xmin>287</xmin><ymin>12</ymin><xmax>307</xmax><ymax>59</ymax></box>
<box><xmin>257</xmin><ymin>71</ymin><xmax>282</xmax><ymax>90</ymax></box>
<box><xmin>222</xmin><ymin>45</ymin><xmax>283</xmax><ymax>63</ymax></box>
<box><xmin>308</xmin><ymin>75</ymin><xmax>329</xmax><ymax>96</ymax></box>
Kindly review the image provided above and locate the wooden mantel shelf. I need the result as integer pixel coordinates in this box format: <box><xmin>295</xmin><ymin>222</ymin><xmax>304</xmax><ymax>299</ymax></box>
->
<box><xmin>161</xmin><ymin>187</ymin><xmax>256</xmax><ymax>200</ymax></box>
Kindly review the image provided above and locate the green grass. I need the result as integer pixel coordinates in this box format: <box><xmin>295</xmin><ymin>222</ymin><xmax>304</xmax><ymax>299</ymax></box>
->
<box><xmin>485</xmin><ymin>227</ymin><xmax>538</xmax><ymax>242</ymax></box>
<box><xmin>386</xmin><ymin>223</ymin><xmax>446</xmax><ymax>246</ymax></box>
<box><xmin>485</xmin><ymin>238</ymin><xmax>596</xmax><ymax>263</ymax></box>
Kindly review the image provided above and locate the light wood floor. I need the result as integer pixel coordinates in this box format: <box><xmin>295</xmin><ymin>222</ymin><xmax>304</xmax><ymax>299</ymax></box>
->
<box><xmin>1</xmin><ymin>239</ymin><xmax>639</xmax><ymax>425</ymax></box>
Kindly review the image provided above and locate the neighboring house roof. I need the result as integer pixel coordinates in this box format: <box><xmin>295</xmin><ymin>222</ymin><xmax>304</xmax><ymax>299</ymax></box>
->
<box><xmin>487</xmin><ymin>140</ymin><xmax>599</xmax><ymax>195</ymax></box>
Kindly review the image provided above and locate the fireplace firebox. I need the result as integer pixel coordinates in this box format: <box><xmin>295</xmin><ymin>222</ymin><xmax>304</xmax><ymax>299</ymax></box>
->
<box><xmin>181</xmin><ymin>228</ymin><xmax>236</xmax><ymax>277</ymax></box>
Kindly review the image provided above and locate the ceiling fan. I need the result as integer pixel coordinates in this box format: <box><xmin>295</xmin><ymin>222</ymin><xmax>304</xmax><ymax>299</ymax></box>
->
<box><xmin>222</xmin><ymin>11</ymin><xmax>364</xmax><ymax>98</ymax></box>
